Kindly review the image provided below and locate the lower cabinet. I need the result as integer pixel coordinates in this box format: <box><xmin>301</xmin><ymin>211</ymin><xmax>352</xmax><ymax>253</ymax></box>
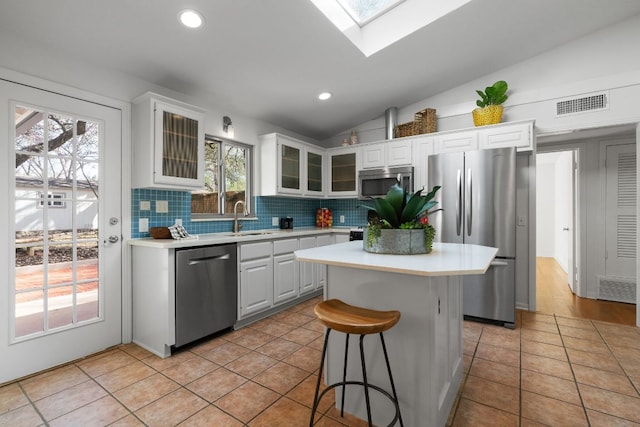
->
<box><xmin>273</xmin><ymin>239</ymin><xmax>300</xmax><ymax>304</ymax></box>
<box><xmin>239</xmin><ymin>241</ymin><xmax>273</xmax><ymax>318</ymax></box>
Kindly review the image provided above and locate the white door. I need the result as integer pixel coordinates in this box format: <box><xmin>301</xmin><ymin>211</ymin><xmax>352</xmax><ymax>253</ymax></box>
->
<box><xmin>605</xmin><ymin>143</ymin><xmax>637</xmax><ymax>278</ymax></box>
<box><xmin>0</xmin><ymin>80</ymin><xmax>122</xmax><ymax>383</ymax></box>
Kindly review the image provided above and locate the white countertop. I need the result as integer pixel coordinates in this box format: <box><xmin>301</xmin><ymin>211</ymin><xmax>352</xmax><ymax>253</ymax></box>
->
<box><xmin>128</xmin><ymin>227</ymin><xmax>350</xmax><ymax>249</ymax></box>
<box><xmin>295</xmin><ymin>241</ymin><xmax>498</xmax><ymax>277</ymax></box>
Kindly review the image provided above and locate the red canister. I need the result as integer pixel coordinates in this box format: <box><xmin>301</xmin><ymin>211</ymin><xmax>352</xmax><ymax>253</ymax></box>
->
<box><xmin>316</xmin><ymin>208</ymin><xmax>333</xmax><ymax>228</ymax></box>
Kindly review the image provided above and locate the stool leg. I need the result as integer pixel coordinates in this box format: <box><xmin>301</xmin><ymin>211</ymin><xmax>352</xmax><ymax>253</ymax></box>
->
<box><xmin>359</xmin><ymin>334</ymin><xmax>373</xmax><ymax>426</ymax></box>
<box><xmin>340</xmin><ymin>333</ymin><xmax>349</xmax><ymax>417</ymax></box>
<box><xmin>310</xmin><ymin>328</ymin><xmax>331</xmax><ymax>427</ymax></box>
<box><xmin>380</xmin><ymin>332</ymin><xmax>404</xmax><ymax>427</ymax></box>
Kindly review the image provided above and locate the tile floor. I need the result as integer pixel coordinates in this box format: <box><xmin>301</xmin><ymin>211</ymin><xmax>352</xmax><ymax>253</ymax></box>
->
<box><xmin>1</xmin><ymin>296</ymin><xmax>639</xmax><ymax>426</ymax></box>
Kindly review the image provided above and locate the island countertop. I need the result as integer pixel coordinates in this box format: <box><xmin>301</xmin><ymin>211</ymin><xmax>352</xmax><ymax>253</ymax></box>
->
<box><xmin>295</xmin><ymin>241</ymin><xmax>497</xmax><ymax>277</ymax></box>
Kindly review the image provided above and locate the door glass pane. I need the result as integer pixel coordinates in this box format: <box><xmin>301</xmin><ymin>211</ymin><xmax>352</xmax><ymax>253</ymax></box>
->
<box><xmin>14</xmin><ymin>106</ymin><xmax>102</xmax><ymax>339</ymax></box>
<box><xmin>307</xmin><ymin>152</ymin><xmax>323</xmax><ymax>192</ymax></box>
<box><xmin>332</xmin><ymin>152</ymin><xmax>356</xmax><ymax>192</ymax></box>
<box><xmin>281</xmin><ymin>144</ymin><xmax>300</xmax><ymax>190</ymax></box>
<box><xmin>163</xmin><ymin>111</ymin><xmax>198</xmax><ymax>179</ymax></box>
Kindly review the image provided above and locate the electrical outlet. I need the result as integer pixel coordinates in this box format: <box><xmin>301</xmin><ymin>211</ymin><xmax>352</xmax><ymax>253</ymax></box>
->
<box><xmin>156</xmin><ymin>200</ymin><xmax>168</xmax><ymax>213</ymax></box>
<box><xmin>139</xmin><ymin>200</ymin><xmax>150</xmax><ymax>211</ymax></box>
<box><xmin>272</xmin><ymin>217</ymin><xmax>279</xmax><ymax>226</ymax></box>
<box><xmin>139</xmin><ymin>218</ymin><xmax>149</xmax><ymax>233</ymax></box>
<box><xmin>339</xmin><ymin>215</ymin><xmax>345</xmax><ymax>224</ymax></box>
<box><xmin>517</xmin><ymin>215</ymin><xmax>527</xmax><ymax>226</ymax></box>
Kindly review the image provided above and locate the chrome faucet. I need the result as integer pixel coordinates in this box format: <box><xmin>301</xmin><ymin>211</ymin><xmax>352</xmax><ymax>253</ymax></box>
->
<box><xmin>233</xmin><ymin>200</ymin><xmax>246</xmax><ymax>233</ymax></box>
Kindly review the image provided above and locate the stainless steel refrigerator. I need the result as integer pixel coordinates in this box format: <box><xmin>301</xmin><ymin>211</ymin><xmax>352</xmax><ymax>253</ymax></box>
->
<box><xmin>428</xmin><ymin>147</ymin><xmax>516</xmax><ymax>327</ymax></box>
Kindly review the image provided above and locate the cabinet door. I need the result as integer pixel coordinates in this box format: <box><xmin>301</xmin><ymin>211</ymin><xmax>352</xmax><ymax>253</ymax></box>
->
<box><xmin>274</xmin><ymin>253</ymin><xmax>299</xmax><ymax>304</ymax></box>
<box><xmin>239</xmin><ymin>258</ymin><xmax>273</xmax><ymax>317</ymax></box>
<box><xmin>299</xmin><ymin>237</ymin><xmax>316</xmax><ymax>294</ymax></box>
<box><xmin>314</xmin><ymin>235</ymin><xmax>333</xmax><ymax>290</ymax></box>
<box><xmin>306</xmin><ymin>148</ymin><xmax>324</xmax><ymax>195</ymax></box>
<box><xmin>279</xmin><ymin>141</ymin><xmax>303</xmax><ymax>194</ymax></box>
<box><xmin>153</xmin><ymin>101</ymin><xmax>204</xmax><ymax>188</ymax></box>
<box><xmin>478</xmin><ymin>122</ymin><xmax>532</xmax><ymax>151</ymax></box>
<box><xmin>362</xmin><ymin>143</ymin><xmax>385</xmax><ymax>169</ymax></box>
<box><xmin>387</xmin><ymin>139</ymin><xmax>413</xmax><ymax>166</ymax></box>
<box><xmin>328</xmin><ymin>148</ymin><xmax>358</xmax><ymax>197</ymax></box>
<box><xmin>413</xmin><ymin>136</ymin><xmax>435</xmax><ymax>191</ymax></box>
<box><xmin>436</xmin><ymin>130</ymin><xmax>478</xmax><ymax>154</ymax></box>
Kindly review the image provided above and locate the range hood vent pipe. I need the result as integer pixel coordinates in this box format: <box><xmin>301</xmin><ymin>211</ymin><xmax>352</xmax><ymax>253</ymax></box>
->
<box><xmin>385</xmin><ymin>107</ymin><xmax>397</xmax><ymax>140</ymax></box>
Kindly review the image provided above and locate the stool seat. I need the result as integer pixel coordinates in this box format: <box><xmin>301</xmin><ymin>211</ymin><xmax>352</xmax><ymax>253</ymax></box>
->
<box><xmin>314</xmin><ymin>299</ymin><xmax>401</xmax><ymax>337</ymax></box>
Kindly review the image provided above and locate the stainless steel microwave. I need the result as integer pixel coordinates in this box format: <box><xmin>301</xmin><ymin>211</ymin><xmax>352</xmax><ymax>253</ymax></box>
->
<box><xmin>358</xmin><ymin>166</ymin><xmax>414</xmax><ymax>199</ymax></box>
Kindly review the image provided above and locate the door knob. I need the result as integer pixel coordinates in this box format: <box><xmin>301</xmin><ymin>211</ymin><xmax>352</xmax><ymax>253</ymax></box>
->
<box><xmin>105</xmin><ymin>235</ymin><xmax>119</xmax><ymax>243</ymax></box>
<box><xmin>562</xmin><ymin>227</ymin><xmax>569</xmax><ymax>231</ymax></box>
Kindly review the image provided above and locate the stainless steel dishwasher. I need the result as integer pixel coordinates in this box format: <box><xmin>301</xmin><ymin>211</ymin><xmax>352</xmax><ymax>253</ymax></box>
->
<box><xmin>175</xmin><ymin>244</ymin><xmax>237</xmax><ymax>347</ymax></box>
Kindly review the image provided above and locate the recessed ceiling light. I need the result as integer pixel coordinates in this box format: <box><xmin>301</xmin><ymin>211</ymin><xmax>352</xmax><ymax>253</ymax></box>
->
<box><xmin>318</xmin><ymin>92</ymin><xmax>332</xmax><ymax>100</ymax></box>
<box><xmin>178</xmin><ymin>9</ymin><xmax>204</xmax><ymax>29</ymax></box>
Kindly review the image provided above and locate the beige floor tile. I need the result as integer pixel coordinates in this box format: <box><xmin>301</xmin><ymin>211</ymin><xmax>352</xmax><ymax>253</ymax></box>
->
<box><xmin>302</xmin><ymin>319</ymin><xmax>326</xmax><ymax>334</ymax></box>
<box><xmin>521</xmin><ymin>352</ymin><xmax>574</xmax><ymax>380</ymax></box>
<box><xmin>286</xmin><ymin>374</ymin><xmax>334</xmax><ymax>414</ymax></box>
<box><xmin>566</xmin><ymin>347</ymin><xmax>624</xmax><ymax>373</ymax></box>
<box><xmin>225</xmin><ymin>352</ymin><xmax>278</xmax><ymax>379</ymax></box>
<box><xmin>521</xmin><ymin>369</ymin><xmax>581</xmax><ymax>405</ymax></box>
<box><xmin>228</xmin><ymin>330</ymin><xmax>277</xmax><ymax>350</ymax></box>
<box><xmin>463</xmin><ymin>338</ymin><xmax>478</xmax><ymax>356</ymax></box>
<box><xmin>579</xmin><ymin>383</ymin><xmax>640</xmax><ymax>423</ymax></box>
<box><xmin>186</xmin><ymin>367</ymin><xmax>247</xmax><ymax>402</ymax></box>
<box><xmin>0</xmin><ymin>404</ymin><xmax>44</xmax><ymax>427</ymax></box>
<box><xmin>215</xmin><ymin>381</ymin><xmax>279</xmax><ymax>423</ymax></box>
<box><xmin>189</xmin><ymin>336</ymin><xmax>228</xmax><ymax>355</ymax></box>
<box><xmin>161</xmin><ymin>355</ymin><xmax>219</xmax><ymax>385</ymax></box>
<box><xmin>20</xmin><ymin>365</ymin><xmax>90</xmax><ymax>401</ymax></box>
<box><xmin>178</xmin><ymin>405</ymin><xmax>244</xmax><ymax>426</ymax></box>
<box><xmin>563</xmin><ymin>335</ymin><xmax>612</xmax><ymax>354</ymax></box>
<box><xmin>281</xmin><ymin>327</ymin><xmax>323</xmax><ymax>346</ymax></box>
<box><xmin>463</xmin><ymin>354</ymin><xmax>472</xmax><ymax>373</ymax></box>
<box><xmin>253</xmin><ymin>362</ymin><xmax>310</xmax><ymax>394</ymax></box>
<box><xmin>77</xmin><ymin>349</ymin><xmax>137</xmax><ymax>378</ymax></box>
<box><xmin>141</xmin><ymin>350</ymin><xmax>197</xmax><ymax>371</ymax></box>
<box><xmin>94</xmin><ymin>360</ymin><xmax>156</xmax><ymax>392</ymax></box>
<box><xmin>605</xmin><ymin>334</ymin><xmax>640</xmax><ymax>350</ymax></box>
<box><xmin>559</xmin><ymin>324</ymin><xmax>604</xmax><ymax>341</ymax></box>
<box><xmin>475</xmin><ymin>343</ymin><xmax>520</xmax><ymax>367</ymax></box>
<box><xmin>283</xmin><ymin>346</ymin><xmax>323</xmax><ymax>372</ymax></box>
<box><xmin>48</xmin><ymin>395</ymin><xmax>130</xmax><ymax>427</ymax></box>
<box><xmin>463</xmin><ymin>327</ymin><xmax>481</xmax><ymax>342</ymax></box>
<box><xmin>521</xmin><ymin>319</ymin><xmax>560</xmax><ymax>334</ymax></box>
<box><xmin>572</xmin><ymin>364</ymin><xmax>638</xmax><ymax>396</ymax></box>
<box><xmin>135</xmin><ymin>388</ymin><xmax>208</xmax><ymax>426</ymax></box>
<box><xmin>255</xmin><ymin>337</ymin><xmax>303</xmax><ymax>360</ymax></box>
<box><xmin>555</xmin><ymin>316</ymin><xmax>595</xmax><ymax>330</ymax></box>
<box><xmin>521</xmin><ymin>390</ymin><xmax>587</xmax><ymax>427</ymax></box>
<box><xmin>113</xmin><ymin>373</ymin><xmax>180</xmax><ymax>411</ymax></box>
<box><xmin>462</xmin><ymin>375</ymin><xmax>519</xmax><ymax>415</ymax></box>
<box><xmin>478</xmin><ymin>332</ymin><xmax>520</xmax><ymax>351</ymax></box>
<box><xmin>0</xmin><ymin>383</ymin><xmax>29</xmax><ymax>413</ymax></box>
<box><xmin>34</xmin><ymin>379</ymin><xmax>106</xmax><ymax>421</ymax></box>
<box><xmin>521</xmin><ymin>328</ymin><xmax>563</xmax><ymax>346</ymax></box>
<box><xmin>594</xmin><ymin>322</ymin><xmax>640</xmax><ymax>338</ymax></box>
<box><xmin>451</xmin><ymin>398</ymin><xmax>518</xmax><ymax>427</ymax></box>
<box><xmin>469</xmin><ymin>358</ymin><xmax>519</xmax><ymax>388</ymax></box>
<box><xmin>521</xmin><ymin>339</ymin><xmax>567</xmax><ymax>361</ymax></box>
<box><xmin>119</xmin><ymin>343</ymin><xmax>154</xmax><ymax>360</ymax></box>
<box><xmin>307</xmin><ymin>335</ymin><xmax>326</xmax><ymax>351</ymax></box>
<box><xmin>587</xmin><ymin>409</ymin><xmax>640</xmax><ymax>427</ymax></box>
<box><xmin>199</xmin><ymin>341</ymin><xmax>251</xmax><ymax>366</ymax></box>
<box><xmin>280</xmin><ymin>312</ymin><xmax>315</xmax><ymax>327</ymax></box>
<box><xmin>249</xmin><ymin>396</ymin><xmax>312</xmax><ymax>426</ymax></box>
<box><xmin>520</xmin><ymin>311</ymin><xmax>555</xmax><ymax>325</ymax></box>
<box><xmin>250</xmin><ymin>318</ymin><xmax>298</xmax><ymax>337</ymax></box>
<box><xmin>110</xmin><ymin>413</ymin><xmax>147</xmax><ymax>426</ymax></box>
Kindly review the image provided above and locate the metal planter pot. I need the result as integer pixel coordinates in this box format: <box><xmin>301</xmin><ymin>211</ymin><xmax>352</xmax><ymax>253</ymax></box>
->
<box><xmin>363</xmin><ymin>227</ymin><xmax>432</xmax><ymax>255</ymax></box>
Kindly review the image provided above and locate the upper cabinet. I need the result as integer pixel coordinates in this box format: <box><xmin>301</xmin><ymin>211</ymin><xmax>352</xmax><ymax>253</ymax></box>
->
<box><xmin>327</xmin><ymin>146</ymin><xmax>359</xmax><ymax>198</ymax></box>
<box><xmin>478</xmin><ymin>120</ymin><xmax>533</xmax><ymax>151</ymax></box>
<box><xmin>260</xmin><ymin>133</ymin><xmax>324</xmax><ymax>197</ymax></box>
<box><xmin>132</xmin><ymin>92</ymin><xmax>205</xmax><ymax>189</ymax></box>
<box><xmin>361</xmin><ymin>139</ymin><xmax>413</xmax><ymax>169</ymax></box>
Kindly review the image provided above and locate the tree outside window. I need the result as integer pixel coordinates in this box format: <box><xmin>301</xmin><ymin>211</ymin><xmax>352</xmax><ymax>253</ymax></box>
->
<box><xmin>191</xmin><ymin>136</ymin><xmax>252</xmax><ymax>217</ymax></box>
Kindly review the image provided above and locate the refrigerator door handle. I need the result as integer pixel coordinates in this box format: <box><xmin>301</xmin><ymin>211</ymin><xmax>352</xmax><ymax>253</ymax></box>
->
<box><xmin>490</xmin><ymin>260</ymin><xmax>509</xmax><ymax>267</ymax></box>
<box><xmin>456</xmin><ymin>169</ymin><xmax>462</xmax><ymax>236</ymax></box>
<box><xmin>466</xmin><ymin>168</ymin><xmax>472</xmax><ymax>236</ymax></box>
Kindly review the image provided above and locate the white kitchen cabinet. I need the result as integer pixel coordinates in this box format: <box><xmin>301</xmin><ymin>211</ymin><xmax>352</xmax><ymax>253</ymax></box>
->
<box><xmin>361</xmin><ymin>139</ymin><xmax>413</xmax><ymax>169</ymax></box>
<box><xmin>132</xmin><ymin>92</ymin><xmax>205</xmax><ymax>190</ymax></box>
<box><xmin>299</xmin><ymin>237</ymin><xmax>316</xmax><ymax>294</ymax></box>
<box><xmin>239</xmin><ymin>242</ymin><xmax>273</xmax><ymax>318</ymax></box>
<box><xmin>273</xmin><ymin>239</ymin><xmax>300</xmax><ymax>304</ymax></box>
<box><xmin>260</xmin><ymin>133</ymin><xmax>325</xmax><ymax>197</ymax></box>
<box><xmin>314</xmin><ymin>235</ymin><xmax>333</xmax><ymax>290</ymax></box>
<box><xmin>478</xmin><ymin>120</ymin><xmax>533</xmax><ymax>151</ymax></box>
<box><xmin>435</xmin><ymin>130</ymin><xmax>479</xmax><ymax>153</ymax></box>
<box><xmin>327</xmin><ymin>146</ymin><xmax>359</xmax><ymax>197</ymax></box>
<box><xmin>412</xmin><ymin>134</ymin><xmax>436</xmax><ymax>191</ymax></box>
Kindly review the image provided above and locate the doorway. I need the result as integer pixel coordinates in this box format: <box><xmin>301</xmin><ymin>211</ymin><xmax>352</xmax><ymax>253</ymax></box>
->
<box><xmin>0</xmin><ymin>80</ymin><xmax>123</xmax><ymax>383</ymax></box>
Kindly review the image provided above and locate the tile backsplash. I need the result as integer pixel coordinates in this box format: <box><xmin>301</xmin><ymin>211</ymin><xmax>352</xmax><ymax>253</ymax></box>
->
<box><xmin>131</xmin><ymin>189</ymin><xmax>371</xmax><ymax>238</ymax></box>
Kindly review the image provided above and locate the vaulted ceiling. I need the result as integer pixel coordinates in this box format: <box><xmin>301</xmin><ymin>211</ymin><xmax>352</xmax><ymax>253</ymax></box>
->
<box><xmin>1</xmin><ymin>0</ymin><xmax>639</xmax><ymax>140</ymax></box>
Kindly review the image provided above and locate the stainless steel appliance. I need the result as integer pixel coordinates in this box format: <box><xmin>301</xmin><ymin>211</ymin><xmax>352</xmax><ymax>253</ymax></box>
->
<box><xmin>175</xmin><ymin>244</ymin><xmax>237</xmax><ymax>347</ymax></box>
<box><xmin>358</xmin><ymin>166</ymin><xmax>413</xmax><ymax>199</ymax></box>
<box><xmin>428</xmin><ymin>147</ymin><xmax>516</xmax><ymax>327</ymax></box>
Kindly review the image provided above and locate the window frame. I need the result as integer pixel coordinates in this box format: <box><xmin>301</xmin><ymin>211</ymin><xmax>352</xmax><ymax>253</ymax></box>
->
<box><xmin>191</xmin><ymin>135</ymin><xmax>253</xmax><ymax>220</ymax></box>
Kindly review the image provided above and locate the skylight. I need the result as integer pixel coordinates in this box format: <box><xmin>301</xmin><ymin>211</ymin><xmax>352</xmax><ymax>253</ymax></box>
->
<box><xmin>337</xmin><ymin>0</ymin><xmax>405</xmax><ymax>27</ymax></box>
<box><xmin>309</xmin><ymin>0</ymin><xmax>472</xmax><ymax>57</ymax></box>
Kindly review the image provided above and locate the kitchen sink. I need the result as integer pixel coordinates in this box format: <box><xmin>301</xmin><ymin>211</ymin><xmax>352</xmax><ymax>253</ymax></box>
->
<box><xmin>221</xmin><ymin>230</ymin><xmax>278</xmax><ymax>237</ymax></box>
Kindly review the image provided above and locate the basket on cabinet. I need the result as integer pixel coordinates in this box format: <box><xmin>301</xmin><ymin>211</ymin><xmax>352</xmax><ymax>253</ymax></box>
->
<box><xmin>393</xmin><ymin>108</ymin><xmax>436</xmax><ymax>138</ymax></box>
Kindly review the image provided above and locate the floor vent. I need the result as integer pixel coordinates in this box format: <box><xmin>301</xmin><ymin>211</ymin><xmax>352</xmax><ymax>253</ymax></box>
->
<box><xmin>556</xmin><ymin>92</ymin><xmax>609</xmax><ymax>116</ymax></box>
<box><xmin>597</xmin><ymin>275</ymin><xmax>636</xmax><ymax>303</ymax></box>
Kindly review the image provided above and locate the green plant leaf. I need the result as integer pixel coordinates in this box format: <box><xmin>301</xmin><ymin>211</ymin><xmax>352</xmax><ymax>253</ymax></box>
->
<box><xmin>373</xmin><ymin>198</ymin><xmax>400</xmax><ymax>228</ymax></box>
<box><xmin>400</xmin><ymin>196</ymin><xmax>427</xmax><ymax>223</ymax></box>
<box><xmin>384</xmin><ymin>184</ymin><xmax>405</xmax><ymax>219</ymax></box>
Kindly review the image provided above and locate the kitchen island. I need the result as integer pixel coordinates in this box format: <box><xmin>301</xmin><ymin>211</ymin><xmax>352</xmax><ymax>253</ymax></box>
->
<box><xmin>295</xmin><ymin>241</ymin><xmax>497</xmax><ymax>427</ymax></box>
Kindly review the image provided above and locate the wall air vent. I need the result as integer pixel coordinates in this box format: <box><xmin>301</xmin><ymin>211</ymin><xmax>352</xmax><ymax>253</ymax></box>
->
<box><xmin>597</xmin><ymin>275</ymin><xmax>636</xmax><ymax>304</ymax></box>
<box><xmin>555</xmin><ymin>92</ymin><xmax>609</xmax><ymax>117</ymax></box>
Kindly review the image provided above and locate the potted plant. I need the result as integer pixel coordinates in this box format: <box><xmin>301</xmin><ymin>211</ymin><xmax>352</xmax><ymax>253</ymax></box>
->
<box><xmin>364</xmin><ymin>182</ymin><xmax>441</xmax><ymax>254</ymax></box>
<box><xmin>472</xmin><ymin>80</ymin><xmax>508</xmax><ymax>126</ymax></box>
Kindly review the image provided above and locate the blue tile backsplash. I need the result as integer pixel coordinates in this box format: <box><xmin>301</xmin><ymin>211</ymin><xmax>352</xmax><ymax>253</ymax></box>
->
<box><xmin>131</xmin><ymin>189</ymin><xmax>372</xmax><ymax>238</ymax></box>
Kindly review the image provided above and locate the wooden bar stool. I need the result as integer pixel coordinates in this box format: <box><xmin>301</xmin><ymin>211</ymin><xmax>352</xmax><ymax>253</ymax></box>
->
<box><xmin>309</xmin><ymin>299</ymin><xmax>404</xmax><ymax>427</ymax></box>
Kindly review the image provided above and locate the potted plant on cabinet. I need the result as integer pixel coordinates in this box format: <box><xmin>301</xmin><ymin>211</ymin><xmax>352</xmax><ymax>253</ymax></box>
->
<box><xmin>472</xmin><ymin>80</ymin><xmax>509</xmax><ymax>126</ymax></box>
<box><xmin>364</xmin><ymin>181</ymin><xmax>441</xmax><ymax>254</ymax></box>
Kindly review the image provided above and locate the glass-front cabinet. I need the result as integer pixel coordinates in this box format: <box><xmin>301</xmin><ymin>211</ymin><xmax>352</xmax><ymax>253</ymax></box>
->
<box><xmin>327</xmin><ymin>146</ymin><xmax>358</xmax><ymax>197</ymax></box>
<box><xmin>132</xmin><ymin>92</ymin><xmax>205</xmax><ymax>189</ymax></box>
<box><xmin>259</xmin><ymin>133</ymin><xmax>324</xmax><ymax>197</ymax></box>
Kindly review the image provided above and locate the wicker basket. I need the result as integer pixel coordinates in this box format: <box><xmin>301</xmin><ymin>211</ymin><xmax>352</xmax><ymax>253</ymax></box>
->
<box><xmin>393</xmin><ymin>108</ymin><xmax>437</xmax><ymax>138</ymax></box>
<box><xmin>149</xmin><ymin>227</ymin><xmax>171</xmax><ymax>239</ymax></box>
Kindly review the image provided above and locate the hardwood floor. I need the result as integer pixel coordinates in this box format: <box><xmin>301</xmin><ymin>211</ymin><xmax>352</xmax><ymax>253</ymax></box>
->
<box><xmin>536</xmin><ymin>257</ymin><xmax>636</xmax><ymax>326</ymax></box>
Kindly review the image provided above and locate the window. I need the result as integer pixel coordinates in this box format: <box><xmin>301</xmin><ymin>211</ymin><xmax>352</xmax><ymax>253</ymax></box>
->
<box><xmin>191</xmin><ymin>136</ymin><xmax>252</xmax><ymax>218</ymax></box>
<box><xmin>37</xmin><ymin>192</ymin><xmax>66</xmax><ymax>208</ymax></box>
<box><xmin>337</xmin><ymin>0</ymin><xmax>404</xmax><ymax>26</ymax></box>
